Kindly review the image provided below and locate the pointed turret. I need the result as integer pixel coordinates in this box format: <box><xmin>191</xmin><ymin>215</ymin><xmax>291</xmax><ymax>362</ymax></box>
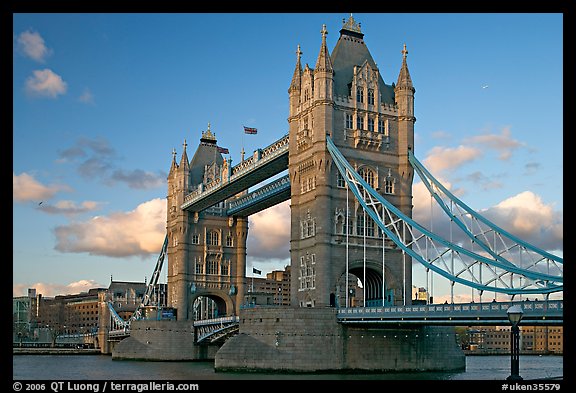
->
<box><xmin>289</xmin><ymin>45</ymin><xmax>303</xmax><ymax>93</ymax></box>
<box><xmin>395</xmin><ymin>43</ymin><xmax>416</xmax><ymax>220</ymax></box>
<box><xmin>168</xmin><ymin>147</ymin><xmax>178</xmax><ymax>176</ymax></box>
<box><xmin>289</xmin><ymin>45</ymin><xmax>303</xmax><ymax>117</ymax></box>
<box><xmin>314</xmin><ymin>24</ymin><xmax>334</xmax><ymax>102</ymax></box>
<box><xmin>179</xmin><ymin>139</ymin><xmax>190</xmax><ymax>171</ymax></box>
<box><xmin>315</xmin><ymin>25</ymin><xmax>333</xmax><ymax>73</ymax></box>
<box><xmin>394</xmin><ymin>43</ymin><xmax>416</xmax><ymax>121</ymax></box>
<box><xmin>396</xmin><ymin>44</ymin><xmax>414</xmax><ymax>90</ymax></box>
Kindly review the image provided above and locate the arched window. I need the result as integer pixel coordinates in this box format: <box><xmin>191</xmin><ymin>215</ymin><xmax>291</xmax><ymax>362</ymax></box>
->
<box><xmin>207</xmin><ymin>230</ymin><xmax>219</xmax><ymax>246</ymax></box>
<box><xmin>358</xmin><ymin>167</ymin><xmax>375</xmax><ymax>188</ymax></box>
<box><xmin>356</xmin><ymin>87</ymin><xmax>364</xmax><ymax>103</ymax></box>
<box><xmin>367</xmin><ymin>89</ymin><xmax>374</xmax><ymax>105</ymax></box>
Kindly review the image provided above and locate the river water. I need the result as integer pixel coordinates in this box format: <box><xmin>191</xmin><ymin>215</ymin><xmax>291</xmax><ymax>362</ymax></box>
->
<box><xmin>13</xmin><ymin>354</ymin><xmax>562</xmax><ymax>381</ymax></box>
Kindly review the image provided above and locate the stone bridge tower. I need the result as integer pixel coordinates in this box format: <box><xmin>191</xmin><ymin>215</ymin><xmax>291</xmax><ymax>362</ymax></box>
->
<box><xmin>287</xmin><ymin>16</ymin><xmax>415</xmax><ymax>308</ymax></box>
<box><xmin>166</xmin><ymin>125</ymin><xmax>248</xmax><ymax>320</ymax></box>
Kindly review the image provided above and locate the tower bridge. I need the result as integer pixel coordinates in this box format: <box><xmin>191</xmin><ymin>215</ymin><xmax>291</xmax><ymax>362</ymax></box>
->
<box><xmin>111</xmin><ymin>15</ymin><xmax>562</xmax><ymax>372</ymax></box>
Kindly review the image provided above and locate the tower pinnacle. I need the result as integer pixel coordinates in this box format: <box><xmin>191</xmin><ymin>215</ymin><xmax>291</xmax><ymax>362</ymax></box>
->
<box><xmin>315</xmin><ymin>23</ymin><xmax>333</xmax><ymax>73</ymax></box>
<box><xmin>341</xmin><ymin>13</ymin><xmax>362</xmax><ymax>34</ymax></box>
<box><xmin>396</xmin><ymin>43</ymin><xmax>413</xmax><ymax>88</ymax></box>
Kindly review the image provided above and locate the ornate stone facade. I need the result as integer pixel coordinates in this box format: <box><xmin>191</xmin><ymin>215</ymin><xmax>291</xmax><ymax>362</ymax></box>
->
<box><xmin>287</xmin><ymin>15</ymin><xmax>415</xmax><ymax>308</ymax></box>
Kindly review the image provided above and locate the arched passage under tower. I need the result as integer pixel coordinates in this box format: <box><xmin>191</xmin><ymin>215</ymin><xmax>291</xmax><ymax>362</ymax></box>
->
<box><xmin>190</xmin><ymin>292</ymin><xmax>234</xmax><ymax>320</ymax></box>
<box><xmin>335</xmin><ymin>260</ymin><xmax>402</xmax><ymax>308</ymax></box>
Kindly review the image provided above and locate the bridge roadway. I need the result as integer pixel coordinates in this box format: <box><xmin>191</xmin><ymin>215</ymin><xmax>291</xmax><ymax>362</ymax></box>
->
<box><xmin>337</xmin><ymin>300</ymin><xmax>563</xmax><ymax>326</ymax></box>
<box><xmin>107</xmin><ymin>300</ymin><xmax>562</xmax><ymax>344</ymax></box>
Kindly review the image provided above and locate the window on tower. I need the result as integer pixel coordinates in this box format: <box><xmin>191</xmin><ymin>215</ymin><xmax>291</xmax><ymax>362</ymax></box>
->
<box><xmin>368</xmin><ymin>89</ymin><xmax>374</xmax><ymax>105</ymax></box>
<box><xmin>358</xmin><ymin>167</ymin><xmax>375</xmax><ymax>188</ymax></box>
<box><xmin>356</xmin><ymin>115</ymin><xmax>364</xmax><ymax>130</ymax></box>
<box><xmin>384</xmin><ymin>171</ymin><xmax>395</xmax><ymax>194</ymax></box>
<box><xmin>345</xmin><ymin>113</ymin><xmax>353</xmax><ymax>129</ymax></box>
<box><xmin>207</xmin><ymin>230</ymin><xmax>219</xmax><ymax>246</ymax></box>
<box><xmin>367</xmin><ymin>117</ymin><xmax>374</xmax><ymax>132</ymax></box>
<box><xmin>356</xmin><ymin>87</ymin><xmax>364</xmax><ymax>103</ymax></box>
<box><xmin>206</xmin><ymin>259</ymin><xmax>218</xmax><ymax>275</ymax></box>
<box><xmin>337</xmin><ymin>171</ymin><xmax>346</xmax><ymax>188</ymax></box>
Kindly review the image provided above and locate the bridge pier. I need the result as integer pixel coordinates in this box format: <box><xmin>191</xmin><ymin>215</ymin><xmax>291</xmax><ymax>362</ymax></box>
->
<box><xmin>112</xmin><ymin>320</ymin><xmax>220</xmax><ymax>361</ymax></box>
<box><xmin>215</xmin><ymin>306</ymin><xmax>465</xmax><ymax>373</ymax></box>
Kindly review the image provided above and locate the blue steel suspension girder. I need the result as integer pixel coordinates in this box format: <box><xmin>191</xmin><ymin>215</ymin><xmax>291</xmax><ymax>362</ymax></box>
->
<box><xmin>408</xmin><ymin>150</ymin><xmax>562</xmax><ymax>264</ymax></box>
<box><xmin>410</xmin><ymin>159</ymin><xmax>562</xmax><ymax>283</ymax></box>
<box><xmin>326</xmin><ymin>137</ymin><xmax>562</xmax><ymax>295</ymax></box>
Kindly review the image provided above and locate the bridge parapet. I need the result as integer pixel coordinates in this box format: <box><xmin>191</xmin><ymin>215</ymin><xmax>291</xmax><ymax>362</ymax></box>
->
<box><xmin>229</xmin><ymin>133</ymin><xmax>289</xmax><ymax>179</ymax></box>
<box><xmin>337</xmin><ymin>300</ymin><xmax>563</xmax><ymax>326</ymax></box>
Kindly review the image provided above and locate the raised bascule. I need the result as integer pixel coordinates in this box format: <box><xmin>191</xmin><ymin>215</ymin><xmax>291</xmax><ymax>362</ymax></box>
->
<box><xmin>111</xmin><ymin>15</ymin><xmax>563</xmax><ymax>372</ymax></box>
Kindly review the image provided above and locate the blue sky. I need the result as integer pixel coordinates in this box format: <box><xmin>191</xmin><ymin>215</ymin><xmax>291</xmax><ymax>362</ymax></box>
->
<box><xmin>12</xmin><ymin>13</ymin><xmax>563</xmax><ymax>302</ymax></box>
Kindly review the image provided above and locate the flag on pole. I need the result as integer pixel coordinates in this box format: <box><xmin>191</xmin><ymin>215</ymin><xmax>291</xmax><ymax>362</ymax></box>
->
<box><xmin>252</xmin><ymin>267</ymin><xmax>261</xmax><ymax>275</ymax></box>
<box><xmin>217</xmin><ymin>146</ymin><xmax>229</xmax><ymax>154</ymax></box>
<box><xmin>244</xmin><ymin>126</ymin><xmax>258</xmax><ymax>134</ymax></box>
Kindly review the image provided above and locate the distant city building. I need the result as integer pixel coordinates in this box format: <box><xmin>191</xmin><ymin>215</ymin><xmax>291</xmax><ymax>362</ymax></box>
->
<box><xmin>245</xmin><ymin>265</ymin><xmax>292</xmax><ymax>306</ymax></box>
<box><xmin>13</xmin><ymin>289</ymin><xmax>39</xmax><ymax>344</ymax></box>
<box><xmin>13</xmin><ymin>280</ymin><xmax>167</xmax><ymax>350</ymax></box>
<box><xmin>465</xmin><ymin>325</ymin><xmax>563</xmax><ymax>354</ymax></box>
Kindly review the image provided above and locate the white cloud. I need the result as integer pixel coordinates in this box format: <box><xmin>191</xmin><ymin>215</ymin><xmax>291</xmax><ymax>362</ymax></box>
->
<box><xmin>481</xmin><ymin>191</ymin><xmax>563</xmax><ymax>251</ymax></box>
<box><xmin>13</xmin><ymin>279</ymin><xmax>106</xmax><ymax>297</ymax></box>
<box><xmin>423</xmin><ymin>145</ymin><xmax>482</xmax><ymax>174</ymax></box>
<box><xmin>412</xmin><ymin>183</ymin><xmax>562</xmax><ymax>254</ymax></box>
<box><xmin>13</xmin><ymin>172</ymin><xmax>70</xmax><ymax>202</ymax></box>
<box><xmin>16</xmin><ymin>30</ymin><xmax>52</xmax><ymax>62</ymax></box>
<box><xmin>247</xmin><ymin>200</ymin><xmax>291</xmax><ymax>259</ymax></box>
<box><xmin>39</xmin><ymin>200</ymin><xmax>102</xmax><ymax>216</ymax></box>
<box><xmin>463</xmin><ymin>126</ymin><xmax>524</xmax><ymax>161</ymax></box>
<box><xmin>25</xmin><ymin>68</ymin><xmax>67</xmax><ymax>98</ymax></box>
<box><xmin>54</xmin><ymin>198</ymin><xmax>166</xmax><ymax>258</ymax></box>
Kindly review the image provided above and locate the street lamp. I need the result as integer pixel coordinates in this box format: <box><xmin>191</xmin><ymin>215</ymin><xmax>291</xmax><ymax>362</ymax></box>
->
<box><xmin>506</xmin><ymin>305</ymin><xmax>524</xmax><ymax>381</ymax></box>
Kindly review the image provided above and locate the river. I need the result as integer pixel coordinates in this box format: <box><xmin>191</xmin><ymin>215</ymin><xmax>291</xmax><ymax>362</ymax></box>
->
<box><xmin>13</xmin><ymin>354</ymin><xmax>562</xmax><ymax>381</ymax></box>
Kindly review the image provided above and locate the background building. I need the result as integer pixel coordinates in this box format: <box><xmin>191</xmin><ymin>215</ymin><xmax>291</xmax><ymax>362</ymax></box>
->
<box><xmin>463</xmin><ymin>325</ymin><xmax>563</xmax><ymax>354</ymax></box>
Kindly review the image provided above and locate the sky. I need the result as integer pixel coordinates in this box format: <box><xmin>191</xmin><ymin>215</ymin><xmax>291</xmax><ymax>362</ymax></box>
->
<box><xmin>12</xmin><ymin>13</ymin><xmax>563</xmax><ymax>303</ymax></box>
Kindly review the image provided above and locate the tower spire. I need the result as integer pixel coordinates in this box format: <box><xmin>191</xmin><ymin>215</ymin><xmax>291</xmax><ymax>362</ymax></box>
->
<box><xmin>179</xmin><ymin>138</ymin><xmax>189</xmax><ymax>169</ymax></box>
<box><xmin>289</xmin><ymin>44</ymin><xmax>303</xmax><ymax>93</ymax></box>
<box><xmin>315</xmin><ymin>24</ymin><xmax>333</xmax><ymax>73</ymax></box>
<box><xmin>396</xmin><ymin>43</ymin><xmax>413</xmax><ymax>88</ymax></box>
<box><xmin>169</xmin><ymin>147</ymin><xmax>178</xmax><ymax>175</ymax></box>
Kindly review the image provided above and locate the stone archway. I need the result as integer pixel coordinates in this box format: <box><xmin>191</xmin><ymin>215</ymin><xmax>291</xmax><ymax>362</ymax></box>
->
<box><xmin>190</xmin><ymin>293</ymin><xmax>234</xmax><ymax>320</ymax></box>
<box><xmin>336</xmin><ymin>260</ymin><xmax>401</xmax><ymax>307</ymax></box>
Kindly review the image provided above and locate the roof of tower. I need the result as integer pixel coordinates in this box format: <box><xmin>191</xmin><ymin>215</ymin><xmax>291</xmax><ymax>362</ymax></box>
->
<box><xmin>189</xmin><ymin>123</ymin><xmax>224</xmax><ymax>186</ymax></box>
<box><xmin>330</xmin><ymin>15</ymin><xmax>395</xmax><ymax>104</ymax></box>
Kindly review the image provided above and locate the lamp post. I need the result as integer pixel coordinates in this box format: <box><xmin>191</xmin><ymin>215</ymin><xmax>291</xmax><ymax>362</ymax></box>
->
<box><xmin>506</xmin><ymin>305</ymin><xmax>524</xmax><ymax>381</ymax></box>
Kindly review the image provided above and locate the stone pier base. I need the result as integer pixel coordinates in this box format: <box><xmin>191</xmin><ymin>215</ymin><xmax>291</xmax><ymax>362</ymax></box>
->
<box><xmin>112</xmin><ymin>320</ymin><xmax>219</xmax><ymax>361</ymax></box>
<box><xmin>215</xmin><ymin>306</ymin><xmax>466</xmax><ymax>373</ymax></box>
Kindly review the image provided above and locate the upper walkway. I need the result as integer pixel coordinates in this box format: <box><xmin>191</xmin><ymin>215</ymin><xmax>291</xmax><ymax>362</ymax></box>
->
<box><xmin>181</xmin><ymin>134</ymin><xmax>289</xmax><ymax>213</ymax></box>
